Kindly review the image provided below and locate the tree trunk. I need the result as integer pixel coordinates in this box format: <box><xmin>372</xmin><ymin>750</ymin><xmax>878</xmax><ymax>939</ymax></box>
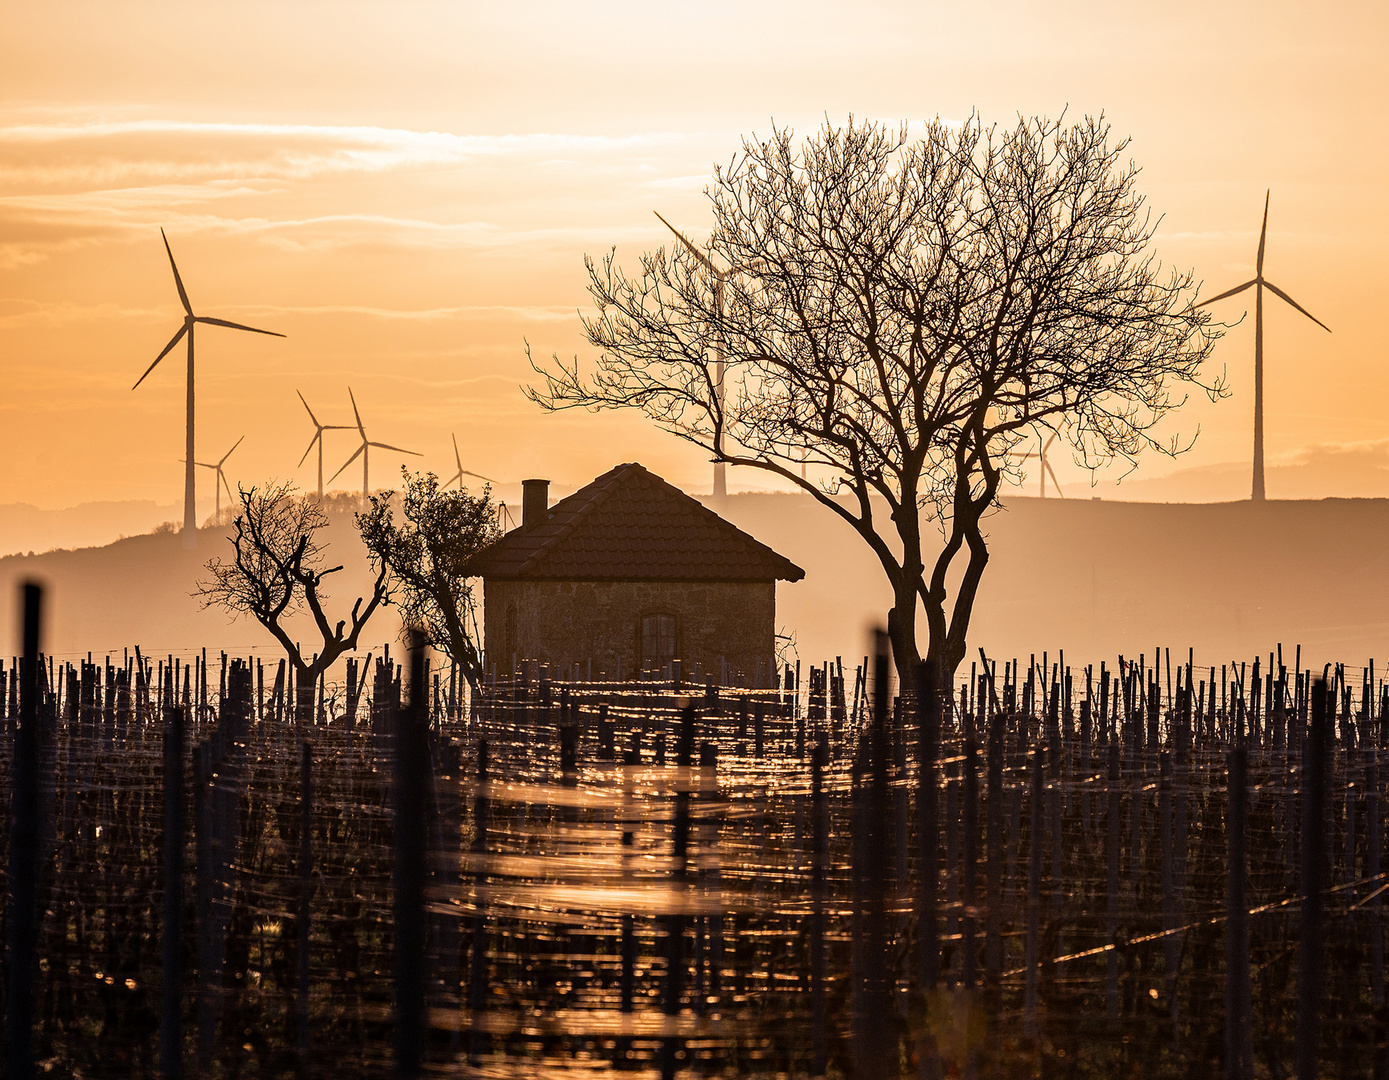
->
<box><xmin>887</xmin><ymin>582</ymin><xmax>921</xmax><ymax>690</ymax></box>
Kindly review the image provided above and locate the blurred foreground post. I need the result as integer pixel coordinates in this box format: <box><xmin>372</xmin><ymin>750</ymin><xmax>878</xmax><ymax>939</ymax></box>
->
<box><xmin>161</xmin><ymin>700</ymin><xmax>186</xmax><ymax>1079</ymax></box>
<box><xmin>297</xmin><ymin>740</ymin><xmax>313</xmax><ymax>1057</ymax></box>
<box><xmin>5</xmin><ymin>583</ymin><xmax>43</xmax><ymax>1080</ymax></box>
<box><xmin>394</xmin><ymin>628</ymin><xmax>429</xmax><ymax>1078</ymax></box>
<box><xmin>1297</xmin><ymin>678</ymin><xmax>1330</xmax><ymax>1080</ymax></box>
<box><xmin>1226</xmin><ymin>741</ymin><xmax>1251</xmax><ymax>1080</ymax></box>
<box><xmin>852</xmin><ymin>632</ymin><xmax>894</xmax><ymax>1078</ymax></box>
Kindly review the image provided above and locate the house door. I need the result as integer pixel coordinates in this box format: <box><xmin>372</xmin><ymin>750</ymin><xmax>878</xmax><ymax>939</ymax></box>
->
<box><xmin>640</xmin><ymin>613</ymin><xmax>676</xmax><ymax>673</ymax></box>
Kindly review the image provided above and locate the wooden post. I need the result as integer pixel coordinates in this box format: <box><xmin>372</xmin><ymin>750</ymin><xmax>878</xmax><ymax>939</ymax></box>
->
<box><xmin>1297</xmin><ymin>678</ymin><xmax>1330</xmax><ymax>1080</ymax></box>
<box><xmin>1105</xmin><ymin>742</ymin><xmax>1121</xmax><ymax>1021</ymax></box>
<box><xmin>659</xmin><ymin>701</ymin><xmax>695</xmax><ymax>1080</ymax></box>
<box><xmin>297</xmin><ymin>741</ymin><xmax>313</xmax><ymax>1057</ymax></box>
<box><xmin>5</xmin><ymin>584</ymin><xmax>42</xmax><ymax>1080</ymax></box>
<box><xmin>853</xmin><ymin>633</ymin><xmax>895</xmax><ymax>1080</ymax></box>
<box><xmin>1160</xmin><ymin>751</ymin><xmax>1179</xmax><ymax>1041</ymax></box>
<box><xmin>1369</xmin><ymin>757</ymin><xmax>1384</xmax><ymax>1011</ymax></box>
<box><xmin>985</xmin><ymin>706</ymin><xmax>1004</xmax><ymax>1008</ymax></box>
<box><xmin>468</xmin><ymin>738</ymin><xmax>490</xmax><ymax>1066</ymax></box>
<box><xmin>1023</xmin><ymin>744</ymin><xmax>1044</xmax><ymax>1039</ymax></box>
<box><xmin>394</xmin><ymin>630</ymin><xmax>429</xmax><ymax>1079</ymax></box>
<box><xmin>1227</xmin><ymin>742</ymin><xmax>1252</xmax><ymax>1080</ymax></box>
<box><xmin>811</xmin><ymin>731</ymin><xmax>828</xmax><ymax>1077</ymax></box>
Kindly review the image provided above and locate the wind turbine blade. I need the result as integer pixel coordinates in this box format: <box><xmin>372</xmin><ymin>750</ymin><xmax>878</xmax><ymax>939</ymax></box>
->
<box><xmin>195</xmin><ymin>316</ymin><xmax>285</xmax><ymax>338</ymax></box>
<box><xmin>654</xmin><ymin>211</ymin><xmax>719</xmax><ymax>275</ymax></box>
<box><xmin>452</xmin><ymin>432</ymin><xmax>463</xmax><ymax>473</ymax></box>
<box><xmin>1194</xmin><ymin>279</ymin><xmax>1256</xmax><ymax>307</ymax></box>
<box><xmin>1044</xmin><ymin>459</ymin><xmax>1064</xmax><ymax>498</ymax></box>
<box><xmin>297</xmin><ymin>390</ymin><xmax>320</xmax><ymax>428</ymax></box>
<box><xmin>461</xmin><ymin>469</ymin><xmax>495</xmax><ymax>482</ymax></box>
<box><xmin>1044</xmin><ymin>432</ymin><xmax>1058</xmax><ymax>453</ymax></box>
<box><xmin>160</xmin><ymin>228</ymin><xmax>193</xmax><ymax>316</ymax></box>
<box><xmin>219</xmin><ymin>435</ymin><xmax>245</xmax><ymax>466</ymax></box>
<box><xmin>132</xmin><ymin>323</ymin><xmax>189</xmax><ymax>389</ymax></box>
<box><xmin>1256</xmin><ymin>190</ymin><xmax>1269</xmax><ymax>277</ymax></box>
<box><xmin>1262</xmin><ymin>280</ymin><xmax>1332</xmax><ymax>332</ymax></box>
<box><xmin>368</xmin><ymin>442</ymin><xmax>421</xmax><ymax>456</ymax></box>
<box><xmin>347</xmin><ymin>387</ymin><xmax>365</xmax><ymax>436</ymax></box>
<box><xmin>327</xmin><ymin>444</ymin><xmax>365</xmax><ymax>483</ymax></box>
<box><xmin>220</xmin><ymin>470</ymin><xmax>234</xmax><ymax>504</ymax></box>
<box><xmin>445</xmin><ymin>470</ymin><xmax>463</xmax><ymax>488</ymax></box>
<box><xmin>297</xmin><ymin>431</ymin><xmax>321</xmax><ymax>469</ymax></box>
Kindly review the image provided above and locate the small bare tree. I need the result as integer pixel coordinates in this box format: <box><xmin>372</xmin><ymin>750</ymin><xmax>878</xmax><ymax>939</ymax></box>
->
<box><xmin>528</xmin><ymin>114</ymin><xmax>1223</xmax><ymax>682</ymax></box>
<box><xmin>198</xmin><ymin>481</ymin><xmax>389</xmax><ymax>719</ymax></box>
<box><xmin>356</xmin><ymin>469</ymin><xmax>499</xmax><ymax>693</ymax></box>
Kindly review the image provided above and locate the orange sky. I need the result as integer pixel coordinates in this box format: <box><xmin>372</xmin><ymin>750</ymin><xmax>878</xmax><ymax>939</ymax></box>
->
<box><xmin>1</xmin><ymin>1</ymin><xmax>1385</xmax><ymax>512</ymax></box>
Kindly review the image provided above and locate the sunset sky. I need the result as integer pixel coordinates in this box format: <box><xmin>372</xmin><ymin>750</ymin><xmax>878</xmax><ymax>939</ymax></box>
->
<box><xmin>2</xmin><ymin>1</ymin><xmax>1385</xmax><ymax>513</ymax></box>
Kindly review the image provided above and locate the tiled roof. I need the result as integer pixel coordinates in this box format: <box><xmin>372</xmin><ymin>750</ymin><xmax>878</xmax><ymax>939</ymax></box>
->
<box><xmin>467</xmin><ymin>463</ymin><xmax>805</xmax><ymax>582</ymax></box>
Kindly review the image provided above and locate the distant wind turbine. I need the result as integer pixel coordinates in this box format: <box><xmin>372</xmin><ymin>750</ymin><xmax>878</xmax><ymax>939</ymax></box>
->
<box><xmin>132</xmin><ymin>229</ymin><xmax>284</xmax><ymax>549</ymax></box>
<box><xmin>1009</xmin><ymin>432</ymin><xmax>1064</xmax><ymax>498</ymax></box>
<box><xmin>296</xmin><ymin>391</ymin><xmax>351</xmax><ymax>500</ymax></box>
<box><xmin>327</xmin><ymin>387</ymin><xmax>420</xmax><ymax>508</ymax></box>
<box><xmin>655</xmin><ymin>211</ymin><xmax>733</xmax><ymax>499</ymax></box>
<box><xmin>188</xmin><ymin>435</ymin><xmax>245</xmax><ymax>524</ymax></box>
<box><xmin>1195</xmin><ymin>191</ymin><xmax>1331</xmax><ymax>502</ymax></box>
<box><xmin>445</xmin><ymin>433</ymin><xmax>494</xmax><ymax>490</ymax></box>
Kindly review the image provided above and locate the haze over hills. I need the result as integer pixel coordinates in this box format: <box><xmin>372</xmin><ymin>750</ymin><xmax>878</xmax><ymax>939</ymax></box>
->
<box><xmin>3</xmin><ymin>488</ymin><xmax>1388</xmax><ymax>681</ymax></box>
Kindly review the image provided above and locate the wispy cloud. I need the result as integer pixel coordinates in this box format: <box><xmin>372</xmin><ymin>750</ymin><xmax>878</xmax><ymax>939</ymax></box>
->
<box><xmin>0</xmin><ymin>297</ymin><xmax>578</xmax><ymax>328</ymax></box>
<box><xmin>0</xmin><ymin>120</ymin><xmax>706</xmax><ymax>189</ymax></box>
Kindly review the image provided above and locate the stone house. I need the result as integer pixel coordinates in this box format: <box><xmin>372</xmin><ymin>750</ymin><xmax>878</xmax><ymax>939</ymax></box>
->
<box><xmin>467</xmin><ymin>462</ymin><xmax>804</xmax><ymax>682</ymax></box>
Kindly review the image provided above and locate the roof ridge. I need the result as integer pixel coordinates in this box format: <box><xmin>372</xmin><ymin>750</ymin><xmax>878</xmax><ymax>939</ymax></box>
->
<box><xmin>509</xmin><ymin>463</ymin><xmax>636</xmax><ymax>577</ymax></box>
<box><xmin>467</xmin><ymin>461</ymin><xmax>804</xmax><ymax>582</ymax></box>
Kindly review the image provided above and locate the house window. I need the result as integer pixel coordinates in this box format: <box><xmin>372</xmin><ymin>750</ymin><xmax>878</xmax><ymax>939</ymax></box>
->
<box><xmin>641</xmin><ymin>613</ymin><xmax>676</xmax><ymax>671</ymax></box>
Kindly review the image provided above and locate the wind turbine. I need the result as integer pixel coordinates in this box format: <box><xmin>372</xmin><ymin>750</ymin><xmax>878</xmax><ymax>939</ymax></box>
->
<box><xmin>444</xmin><ymin>433</ymin><xmax>494</xmax><ymax>490</ymax></box>
<box><xmin>132</xmin><ymin>229</ymin><xmax>284</xmax><ymax>549</ymax></box>
<box><xmin>188</xmin><ymin>435</ymin><xmax>244</xmax><ymax>524</ymax></box>
<box><xmin>1195</xmin><ymin>191</ymin><xmax>1331</xmax><ymax>502</ymax></box>
<box><xmin>327</xmin><ymin>387</ymin><xmax>420</xmax><ymax>508</ymax></box>
<box><xmin>1009</xmin><ymin>432</ymin><xmax>1064</xmax><ymax>498</ymax></box>
<box><xmin>296</xmin><ymin>391</ymin><xmax>351</xmax><ymax>500</ymax></box>
<box><xmin>655</xmin><ymin>211</ymin><xmax>731</xmax><ymax>499</ymax></box>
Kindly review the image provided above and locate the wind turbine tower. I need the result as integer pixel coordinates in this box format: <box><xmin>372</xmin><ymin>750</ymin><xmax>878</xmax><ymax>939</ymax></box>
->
<box><xmin>296</xmin><ymin>391</ymin><xmax>350</xmax><ymax>500</ymax></box>
<box><xmin>328</xmin><ymin>387</ymin><xmax>421</xmax><ymax>509</ymax></box>
<box><xmin>1196</xmin><ymin>192</ymin><xmax>1331</xmax><ymax>501</ymax></box>
<box><xmin>133</xmin><ymin>230</ymin><xmax>284</xmax><ymax>548</ymax></box>
<box><xmin>1010</xmin><ymin>432</ymin><xmax>1064</xmax><ymax>498</ymax></box>
<box><xmin>445</xmin><ymin>433</ymin><xmax>494</xmax><ymax>490</ymax></box>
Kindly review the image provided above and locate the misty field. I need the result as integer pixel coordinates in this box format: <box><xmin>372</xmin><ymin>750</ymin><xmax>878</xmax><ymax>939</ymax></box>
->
<box><xmin>3</xmin><ymin>638</ymin><xmax>1387</xmax><ymax>1079</ymax></box>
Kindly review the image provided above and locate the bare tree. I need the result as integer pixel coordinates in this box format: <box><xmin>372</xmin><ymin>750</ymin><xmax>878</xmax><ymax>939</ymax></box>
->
<box><xmin>528</xmin><ymin>115</ymin><xmax>1223</xmax><ymax>682</ymax></box>
<box><xmin>198</xmin><ymin>481</ymin><xmax>389</xmax><ymax>718</ymax></box>
<box><xmin>356</xmin><ymin>469</ymin><xmax>499</xmax><ymax>692</ymax></box>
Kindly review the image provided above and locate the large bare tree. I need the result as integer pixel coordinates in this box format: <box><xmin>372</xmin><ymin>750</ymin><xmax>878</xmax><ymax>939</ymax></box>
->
<box><xmin>198</xmin><ymin>481</ymin><xmax>389</xmax><ymax>718</ymax></box>
<box><xmin>528</xmin><ymin>115</ymin><xmax>1223</xmax><ymax>682</ymax></box>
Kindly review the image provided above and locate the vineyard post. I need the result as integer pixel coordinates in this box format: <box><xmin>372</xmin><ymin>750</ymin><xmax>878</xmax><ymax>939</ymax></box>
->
<box><xmin>811</xmin><ymin>731</ymin><xmax>828</xmax><ymax>1077</ymax></box>
<box><xmin>5</xmin><ymin>584</ymin><xmax>43</xmax><ymax>1080</ymax></box>
<box><xmin>297</xmin><ymin>740</ymin><xmax>313</xmax><ymax>1057</ymax></box>
<box><xmin>1023</xmin><ymin>746</ymin><xmax>1044</xmax><ymax>1039</ymax></box>
<box><xmin>393</xmin><ymin>630</ymin><xmax>429</xmax><ymax>1079</ymax></box>
<box><xmin>1297</xmin><ymin>677</ymin><xmax>1330</xmax><ymax>1080</ymax></box>
<box><xmin>985</xmin><ymin>706</ymin><xmax>1004</xmax><ymax>1008</ymax></box>
<box><xmin>1369</xmin><ymin>757</ymin><xmax>1384</xmax><ymax>1009</ymax></box>
<box><xmin>1105</xmin><ymin>742</ymin><xmax>1121</xmax><ymax>1020</ymax></box>
<box><xmin>468</xmin><ymin>738</ymin><xmax>490</xmax><ymax>1066</ymax></box>
<box><xmin>1227</xmin><ymin>741</ymin><xmax>1252</xmax><ymax>1080</ymax></box>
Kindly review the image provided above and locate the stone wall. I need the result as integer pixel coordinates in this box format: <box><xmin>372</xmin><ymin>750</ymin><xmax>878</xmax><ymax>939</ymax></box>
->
<box><xmin>480</xmin><ymin>578</ymin><xmax>779</xmax><ymax>682</ymax></box>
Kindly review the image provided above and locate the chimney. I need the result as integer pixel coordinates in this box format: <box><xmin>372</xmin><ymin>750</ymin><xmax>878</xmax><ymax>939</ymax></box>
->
<box><xmin>522</xmin><ymin>478</ymin><xmax>549</xmax><ymax>529</ymax></box>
